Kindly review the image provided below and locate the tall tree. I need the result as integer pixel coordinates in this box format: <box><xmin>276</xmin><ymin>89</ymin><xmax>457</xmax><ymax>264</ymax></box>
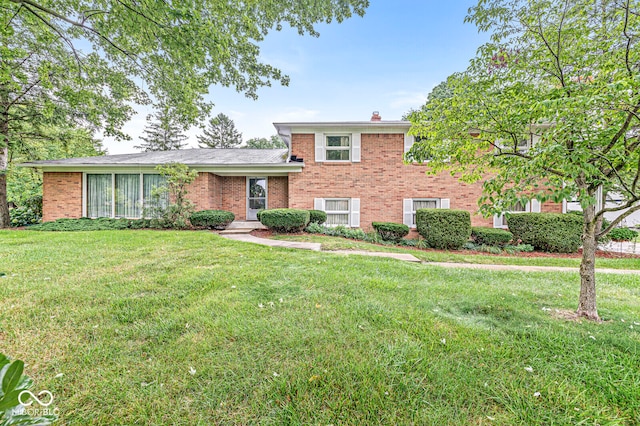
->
<box><xmin>136</xmin><ymin>108</ymin><xmax>188</xmax><ymax>151</ymax></box>
<box><xmin>408</xmin><ymin>0</ymin><xmax>640</xmax><ymax>321</ymax></box>
<box><xmin>0</xmin><ymin>0</ymin><xmax>369</xmax><ymax>228</ymax></box>
<box><xmin>244</xmin><ymin>135</ymin><xmax>287</xmax><ymax>149</ymax></box>
<box><xmin>197</xmin><ymin>113</ymin><xmax>242</xmax><ymax>148</ymax></box>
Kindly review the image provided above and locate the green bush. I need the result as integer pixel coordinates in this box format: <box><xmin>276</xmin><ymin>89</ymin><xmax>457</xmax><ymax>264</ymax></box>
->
<box><xmin>0</xmin><ymin>353</ymin><xmax>57</xmax><ymax>424</ymax></box>
<box><xmin>416</xmin><ymin>209</ymin><xmax>471</xmax><ymax>250</ymax></box>
<box><xmin>471</xmin><ymin>227</ymin><xmax>513</xmax><ymax>247</ymax></box>
<box><xmin>189</xmin><ymin>210</ymin><xmax>235</xmax><ymax>230</ymax></box>
<box><xmin>259</xmin><ymin>209</ymin><xmax>310</xmax><ymax>233</ymax></box>
<box><xmin>507</xmin><ymin>213</ymin><xmax>582</xmax><ymax>253</ymax></box>
<box><xmin>9</xmin><ymin>207</ymin><xmax>41</xmax><ymax>227</ymax></box>
<box><xmin>308</xmin><ymin>210</ymin><xmax>327</xmax><ymax>225</ymax></box>
<box><xmin>30</xmin><ymin>217</ymin><xmax>155</xmax><ymax>231</ymax></box>
<box><xmin>256</xmin><ymin>209</ymin><xmax>265</xmax><ymax>221</ymax></box>
<box><xmin>372</xmin><ymin>222</ymin><xmax>410</xmax><ymax>242</ymax></box>
<box><xmin>608</xmin><ymin>227</ymin><xmax>639</xmax><ymax>241</ymax></box>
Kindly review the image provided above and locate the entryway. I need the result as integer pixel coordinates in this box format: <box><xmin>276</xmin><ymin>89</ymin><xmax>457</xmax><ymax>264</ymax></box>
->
<box><xmin>246</xmin><ymin>177</ymin><xmax>267</xmax><ymax>221</ymax></box>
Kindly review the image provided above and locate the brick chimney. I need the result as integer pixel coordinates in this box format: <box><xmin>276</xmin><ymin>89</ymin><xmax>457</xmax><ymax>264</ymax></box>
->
<box><xmin>371</xmin><ymin>111</ymin><xmax>381</xmax><ymax>121</ymax></box>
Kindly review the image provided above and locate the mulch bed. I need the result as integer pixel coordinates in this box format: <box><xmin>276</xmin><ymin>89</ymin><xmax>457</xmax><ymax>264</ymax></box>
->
<box><xmin>250</xmin><ymin>230</ymin><xmax>640</xmax><ymax>259</ymax></box>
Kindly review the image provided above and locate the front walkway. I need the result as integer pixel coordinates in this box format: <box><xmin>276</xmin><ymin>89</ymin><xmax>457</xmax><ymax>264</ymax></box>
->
<box><xmin>220</xmin><ymin>233</ymin><xmax>640</xmax><ymax>275</ymax></box>
<box><xmin>599</xmin><ymin>241</ymin><xmax>640</xmax><ymax>255</ymax></box>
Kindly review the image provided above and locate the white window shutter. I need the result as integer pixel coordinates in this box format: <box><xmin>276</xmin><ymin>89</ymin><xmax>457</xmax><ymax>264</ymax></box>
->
<box><xmin>351</xmin><ymin>133</ymin><xmax>361</xmax><ymax>162</ymax></box>
<box><xmin>314</xmin><ymin>133</ymin><xmax>325</xmax><ymax>162</ymax></box>
<box><xmin>404</xmin><ymin>134</ymin><xmax>414</xmax><ymax>154</ymax></box>
<box><xmin>493</xmin><ymin>214</ymin><xmax>503</xmax><ymax>228</ymax></box>
<box><xmin>403</xmin><ymin>199</ymin><xmax>413</xmax><ymax>227</ymax></box>
<box><xmin>314</xmin><ymin>198</ymin><xmax>325</xmax><ymax>211</ymax></box>
<box><xmin>350</xmin><ymin>198</ymin><xmax>360</xmax><ymax>228</ymax></box>
<box><xmin>531</xmin><ymin>199</ymin><xmax>541</xmax><ymax>213</ymax></box>
<box><xmin>440</xmin><ymin>198</ymin><xmax>450</xmax><ymax>209</ymax></box>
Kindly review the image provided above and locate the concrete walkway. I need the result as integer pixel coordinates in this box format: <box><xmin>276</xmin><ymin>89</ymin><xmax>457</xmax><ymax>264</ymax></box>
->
<box><xmin>220</xmin><ymin>233</ymin><xmax>640</xmax><ymax>274</ymax></box>
<box><xmin>599</xmin><ymin>240</ymin><xmax>640</xmax><ymax>255</ymax></box>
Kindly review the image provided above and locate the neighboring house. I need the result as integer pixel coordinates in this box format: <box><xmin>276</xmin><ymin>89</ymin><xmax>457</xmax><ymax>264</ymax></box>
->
<box><xmin>21</xmin><ymin>113</ymin><xmax>562</xmax><ymax>230</ymax></box>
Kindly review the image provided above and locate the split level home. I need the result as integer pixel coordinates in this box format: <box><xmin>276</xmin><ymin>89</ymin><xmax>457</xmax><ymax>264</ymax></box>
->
<box><xmin>21</xmin><ymin>112</ymin><xmax>564</xmax><ymax>231</ymax></box>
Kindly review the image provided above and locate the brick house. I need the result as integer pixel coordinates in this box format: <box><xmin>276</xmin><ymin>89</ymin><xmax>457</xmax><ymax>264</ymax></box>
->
<box><xmin>22</xmin><ymin>114</ymin><xmax>561</xmax><ymax>229</ymax></box>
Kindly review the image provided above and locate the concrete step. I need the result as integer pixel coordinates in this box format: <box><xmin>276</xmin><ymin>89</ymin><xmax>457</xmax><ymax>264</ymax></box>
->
<box><xmin>218</xmin><ymin>228</ymin><xmax>255</xmax><ymax>235</ymax></box>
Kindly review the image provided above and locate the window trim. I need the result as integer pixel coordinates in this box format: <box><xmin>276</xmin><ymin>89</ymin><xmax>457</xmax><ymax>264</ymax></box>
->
<box><xmin>324</xmin><ymin>198</ymin><xmax>351</xmax><ymax>226</ymax></box>
<box><xmin>83</xmin><ymin>172</ymin><xmax>167</xmax><ymax>219</ymax></box>
<box><xmin>411</xmin><ymin>198</ymin><xmax>441</xmax><ymax>228</ymax></box>
<box><xmin>324</xmin><ymin>133</ymin><xmax>351</xmax><ymax>162</ymax></box>
<box><xmin>494</xmin><ymin>201</ymin><xmax>530</xmax><ymax>229</ymax></box>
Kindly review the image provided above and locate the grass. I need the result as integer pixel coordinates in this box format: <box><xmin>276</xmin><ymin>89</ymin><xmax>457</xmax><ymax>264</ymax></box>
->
<box><xmin>1</xmin><ymin>230</ymin><xmax>639</xmax><ymax>424</ymax></box>
<box><xmin>272</xmin><ymin>233</ymin><xmax>640</xmax><ymax>270</ymax></box>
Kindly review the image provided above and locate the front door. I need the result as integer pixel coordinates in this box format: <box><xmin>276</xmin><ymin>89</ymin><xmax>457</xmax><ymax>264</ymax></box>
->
<box><xmin>247</xmin><ymin>177</ymin><xmax>267</xmax><ymax>220</ymax></box>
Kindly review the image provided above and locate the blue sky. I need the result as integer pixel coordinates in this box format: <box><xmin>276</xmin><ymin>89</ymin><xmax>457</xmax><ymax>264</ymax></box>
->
<box><xmin>105</xmin><ymin>1</ymin><xmax>489</xmax><ymax>154</ymax></box>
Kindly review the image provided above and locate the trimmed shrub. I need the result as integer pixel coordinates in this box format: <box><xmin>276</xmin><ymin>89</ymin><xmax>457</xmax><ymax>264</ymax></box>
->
<box><xmin>9</xmin><ymin>207</ymin><xmax>41</xmax><ymax>227</ymax></box>
<box><xmin>308</xmin><ymin>210</ymin><xmax>327</xmax><ymax>225</ymax></box>
<box><xmin>30</xmin><ymin>217</ymin><xmax>155</xmax><ymax>231</ymax></box>
<box><xmin>471</xmin><ymin>227</ymin><xmax>513</xmax><ymax>247</ymax></box>
<box><xmin>372</xmin><ymin>222</ymin><xmax>410</xmax><ymax>242</ymax></box>
<box><xmin>507</xmin><ymin>213</ymin><xmax>582</xmax><ymax>253</ymax></box>
<box><xmin>189</xmin><ymin>210</ymin><xmax>235</xmax><ymax>230</ymax></box>
<box><xmin>259</xmin><ymin>208</ymin><xmax>310</xmax><ymax>233</ymax></box>
<box><xmin>256</xmin><ymin>209</ymin><xmax>265</xmax><ymax>221</ymax></box>
<box><xmin>416</xmin><ymin>209</ymin><xmax>471</xmax><ymax>250</ymax></box>
<box><xmin>608</xmin><ymin>227</ymin><xmax>639</xmax><ymax>241</ymax></box>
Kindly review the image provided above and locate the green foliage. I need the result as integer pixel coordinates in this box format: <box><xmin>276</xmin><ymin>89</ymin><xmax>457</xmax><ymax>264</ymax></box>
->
<box><xmin>30</xmin><ymin>218</ymin><xmax>153</xmax><ymax>231</ymax></box>
<box><xmin>416</xmin><ymin>209</ymin><xmax>471</xmax><ymax>250</ymax></box>
<box><xmin>0</xmin><ymin>353</ymin><xmax>57</xmax><ymax>424</ymax></box>
<box><xmin>471</xmin><ymin>227</ymin><xmax>513</xmax><ymax>247</ymax></box>
<box><xmin>259</xmin><ymin>209</ymin><xmax>310</xmax><ymax>233</ymax></box>
<box><xmin>304</xmin><ymin>222</ymin><xmax>325</xmax><ymax>234</ymax></box>
<box><xmin>507</xmin><ymin>213</ymin><xmax>583</xmax><ymax>253</ymax></box>
<box><xmin>308</xmin><ymin>210</ymin><xmax>327</xmax><ymax>225</ymax></box>
<box><xmin>189</xmin><ymin>210</ymin><xmax>235</xmax><ymax>230</ymax></box>
<box><xmin>9</xmin><ymin>207</ymin><xmax>40</xmax><ymax>227</ymax></box>
<box><xmin>151</xmin><ymin>163</ymin><xmax>198</xmax><ymax>229</ymax></box>
<box><xmin>608</xmin><ymin>227</ymin><xmax>639</xmax><ymax>242</ymax></box>
<box><xmin>197</xmin><ymin>113</ymin><xmax>242</xmax><ymax>149</ymax></box>
<box><xmin>135</xmin><ymin>106</ymin><xmax>188</xmax><ymax>151</ymax></box>
<box><xmin>372</xmin><ymin>222</ymin><xmax>410</xmax><ymax>242</ymax></box>
<box><xmin>244</xmin><ymin>135</ymin><xmax>287</xmax><ymax>149</ymax></box>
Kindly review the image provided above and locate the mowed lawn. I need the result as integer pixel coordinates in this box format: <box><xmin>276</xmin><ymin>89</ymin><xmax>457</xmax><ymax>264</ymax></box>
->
<box><xmin>1</xmin><ymin>231</ymin><xmax>639</xmax><ymax>425</ymax></box>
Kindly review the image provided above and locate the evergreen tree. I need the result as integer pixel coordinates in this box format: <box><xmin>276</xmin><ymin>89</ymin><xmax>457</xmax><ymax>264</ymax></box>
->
<box><xmin>197</xmin><ymin>113</ymin><xmax>242</xmax><ymax>148</ymax></box>
<box><xmin>136</xmin><ymin>109</ymin><xmax>188</xmax><ymax>151</ymax></box>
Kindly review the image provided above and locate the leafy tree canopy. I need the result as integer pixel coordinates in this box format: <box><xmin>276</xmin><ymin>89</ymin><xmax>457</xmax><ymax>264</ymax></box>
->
<box><xmin>244</xmin><ymin>135</ymin><xmax>287</xmax><ymax>149</ymax></box>
<box><xmin>408</xmin><ymin>0</ymin><xmax>640</xmax><ymax>320</ymax></box>
<box><xmin>197</xmin><ymin>113</ymin><xmax>242</xmax><ymax>148</ymax></box>
<box><xmin>0</xmin><ymin>0</ymin><xmax>369</xmax><ymax>227</ymax></box>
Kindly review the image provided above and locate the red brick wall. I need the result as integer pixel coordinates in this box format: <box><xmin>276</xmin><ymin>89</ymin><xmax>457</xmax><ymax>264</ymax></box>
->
<box><xmin>42</xmin><ymin>172</ymin><xmax>83</xmax><ymax>222</ymax></box>
<box><xmin>185</xmin><ymin>172</ymin><xmax>213</xmax><ymax>210</ymax></box>
<box><xmin>268</xmin><ymin>177</ymin><xmax>288</xmax><ymax>209</ymax></box>
<box><xmin>288</xmin><ymin>133</ymin><xmax>559</xmax><ymax>230</ymax></box>
<box><xmin>221</xmin><ymin>176</ymin><xmax>246</xmax><ymax>220</ymax></box>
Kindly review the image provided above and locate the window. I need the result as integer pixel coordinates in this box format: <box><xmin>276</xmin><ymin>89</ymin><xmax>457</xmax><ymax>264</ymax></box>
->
<box><xmin>85</xmin><ymin>173</ymin><xmax>168</xmax><ymax>218</ymax></box>
<box><xmin>325</xmin><ymin>199</ymin><xmax>350</xmax><ymax>225</ymax></box>
<box><xmin>493</xmin><ymin>200</ymin><xmax>542</xmax><ymax>228</ymax></box>
<box><xmin>496</xmin><ymin>136</ymin><xmax>533</xmax><ymax>154</ymax></box>
<box><xmin>411</xmin><ymin>198</ymin><xmax>440</xmax><ymax>226</ymax></box>
<box><xmin>325</xmin><ymin>135</ymin><xmax>351</xmax><ymax>161</ymax></box>
<box><xmin>314</xmin><ymin>198</ymin><xmax>360</xmax><ymax>227</ymax></box>
<box><xmin>402</xmin><ymin>198</ymin><xmax>447</xmax><ymax>228</ymax></box>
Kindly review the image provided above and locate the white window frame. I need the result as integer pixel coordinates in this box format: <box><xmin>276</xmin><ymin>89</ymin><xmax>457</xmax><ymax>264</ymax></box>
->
<box><xmin>314</xmin><ymin>197</ymin><xmax>360</xmax><ymax>228</ymax></box>
<box><xmin>403</xmin><ymin>198</ymin><xmax>450</xmax><ymax>228</ymax></box>
<box><xmin>324</xmin><ymin>134</ymin><xmax>351</xmax><ymax>162</ymax></box>
<box><xmin>83</xmin><ymin>172</ymin><xmax>167</xmax><ymax>219</ymax></box>
<box><xmin>493</xmin><ymin>200</ymin><xmax>541</xmax><ymax>228</ymax></box>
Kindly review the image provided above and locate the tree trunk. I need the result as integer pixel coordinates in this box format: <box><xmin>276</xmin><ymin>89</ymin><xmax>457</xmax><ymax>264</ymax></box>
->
<box><xmin>577</xmin><ymin>205</ymin><xmax>600</xmax><ymax>321</ymax></box>
<box><xmin>0</xmin><ymin>142</ymin><xmax>9</xmax><ymax>229</ymax></box>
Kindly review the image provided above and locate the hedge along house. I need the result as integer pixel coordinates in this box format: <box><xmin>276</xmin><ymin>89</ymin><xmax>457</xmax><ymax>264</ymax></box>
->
<box><xmin>22</xmin><ymin>113</ymin><xmax>561</xmax><ymax>228</ymax></box>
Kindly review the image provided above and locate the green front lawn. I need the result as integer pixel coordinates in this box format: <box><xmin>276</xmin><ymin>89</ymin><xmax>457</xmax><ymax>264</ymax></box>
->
<box><xmin>1</xmin><ymin>230</ymin><xmax>639</xmax><ymax>424</ymax></box>
<box><xmin>272</xmin><ymin>233</ymin><xmax>640</xmax><ymax>270</ymax></box>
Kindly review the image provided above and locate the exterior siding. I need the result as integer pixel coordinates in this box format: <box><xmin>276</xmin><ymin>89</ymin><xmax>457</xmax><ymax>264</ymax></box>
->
<box><xmin>268</xmin><ymin>176</ymin><xmax>288</xmax><ymax>210</ymax></box>
<box><xmin>221</xmin><ymin>176</ymin><xmax>247</xmax><ymax>220</ymax></box>
<box><xmin>288</xmin><ymin>133</ymin><xmax>559</xmax><ymax>230</ymax></box>
<box><xmin>43</xmin><ymin>172</ymin><xmax>83</xmax><ymax>222</ymax></box>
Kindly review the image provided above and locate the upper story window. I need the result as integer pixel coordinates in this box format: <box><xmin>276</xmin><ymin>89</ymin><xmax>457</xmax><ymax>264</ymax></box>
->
<box><xmin>325</xmin><ymin>135</ymin><xmax>351</xmax><ymax>161</ymax></box>
<box><xmin>314</xmin><ymin>132</ymin><xmax>361</xmax><ymax>163</ymax></box>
